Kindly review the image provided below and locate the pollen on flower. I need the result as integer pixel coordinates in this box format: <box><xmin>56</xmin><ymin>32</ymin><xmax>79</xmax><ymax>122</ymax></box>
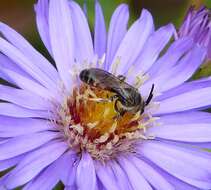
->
<box><xmin>57</xmin><ymin>75</ymin><xmax>156</xmax><ymax>162</ymax></box>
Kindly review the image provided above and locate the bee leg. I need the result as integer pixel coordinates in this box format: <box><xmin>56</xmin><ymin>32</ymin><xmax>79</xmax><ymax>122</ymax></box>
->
<box><xmin>114</xmin><ymin>99</ymin><xmax>119</xmax><ymax>113</ymax></box>
<box><xmin>120</xmin><ymin>110</ymin><xmax>126</xmax><ymax>116</ymax></box>
<box><xmin>145</xmin><ymin>84</ymin><xmax>155</xmax><ymax>106</ymax></box>
<box><xmin>114</xmin><ymin>100</ymin><xmax>125</xmax><ymax>117</ymax></box>
<box><xmin>112</xmin><ymin>100</ymin><xmax>120</xmax><ymax>119</ymax></box>
<box><xmin>117</xmin><ymin>75</ymin><xmax>126</xmax><ymax>82</ymax></box>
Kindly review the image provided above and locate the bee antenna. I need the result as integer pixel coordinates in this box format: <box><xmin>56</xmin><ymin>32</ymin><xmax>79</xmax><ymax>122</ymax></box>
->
<box><xmin>145</xmin><ymin>84</ymin><xmax>155</xmax><ymax>106</ymax></box>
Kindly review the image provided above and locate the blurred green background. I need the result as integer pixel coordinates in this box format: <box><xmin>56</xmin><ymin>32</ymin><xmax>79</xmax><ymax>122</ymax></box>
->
<box><xmin>0</xmin><ymin>0</ymin><xmax>210</xmax><ymax>79</ymax></box>
<box><xmin>0</xmin><ymin>0</ymin><xmax>210</xmax><ymax>189</ymax></box>
<box><xmin>0</xmin><ymin>0</ymin><xmax>210</xmax><ymax>56</ymax></box>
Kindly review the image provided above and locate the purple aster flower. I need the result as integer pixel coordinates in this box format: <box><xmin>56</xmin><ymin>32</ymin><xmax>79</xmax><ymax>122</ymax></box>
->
<box><xmin>0</xmin><ymin>0</ymin><xmax>211</xmax><ymax>189</ymax></box>
<box><xmin>178</xmin><ymin>6</ymin><xmax>211</xmax><ymax>60</ymax></box>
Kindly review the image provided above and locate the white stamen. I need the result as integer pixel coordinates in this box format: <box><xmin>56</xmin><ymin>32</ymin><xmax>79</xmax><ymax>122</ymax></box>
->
<box><xmin>98</xmin><ymin>53</ymin><xmax>106</xmax><ymax>69</ymax></box>
<box><xmin>94</xmin><ymin>133</ymin><xmax>110</xmax><ymax>143</ymax></box>
<box><xmin>133</xmin><ymin>74</ymin><xmax>149</xmax><ymax>88</ymax></box>
<box><xmin>112</xmin><ymin>135</ymin><xmax>119</xmax><ymax>144</ymax></box>
<box><xmin>111</xmin><ymin>56</ymin><xmax>121</xmax><ymax>75</ymax></box>
<box><xmin>109</xmin><ymin>121</ymin><xmax>117</xmax><ymax>133</ymax></box>
<box><xmin>106</xmin><ymin>142</ymin><xmax>113</xmax><ymax>150</ymax></box>
<box><xmin>73</xmin><ymin>124</ymin><xmax>84</xmax><ymax>135</ymax></box>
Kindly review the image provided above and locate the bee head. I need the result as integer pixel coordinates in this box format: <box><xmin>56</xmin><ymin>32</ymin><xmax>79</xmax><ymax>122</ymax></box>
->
<box><xmin>79</xmin><ymin>69</ymin><xmax>95</xmax><ymax>85</ymax></box>
<box><xmin>79</xmin><ymin>69</ymin><xmax>89</xmax><ymax>82</ymax></box>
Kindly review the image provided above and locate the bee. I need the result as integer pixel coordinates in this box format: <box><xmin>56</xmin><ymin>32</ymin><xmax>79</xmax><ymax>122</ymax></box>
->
<box><xmin>79</xmin><ymin>68</ymin><xmax>154</xmax><ymax>116</ymax></box>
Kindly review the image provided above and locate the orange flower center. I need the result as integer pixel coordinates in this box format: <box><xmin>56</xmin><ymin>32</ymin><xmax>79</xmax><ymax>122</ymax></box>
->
<box><xmin>59</xmin><ymin>84</ymin><xmax>153</xmax><ymax>162</ymax></box>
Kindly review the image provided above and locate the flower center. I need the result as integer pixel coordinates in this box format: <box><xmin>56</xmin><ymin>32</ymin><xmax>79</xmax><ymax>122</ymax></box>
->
<box><xmin>58</xmin><ymin>83</ymin><xmax>154</xmax><ymax>162</ymax></box>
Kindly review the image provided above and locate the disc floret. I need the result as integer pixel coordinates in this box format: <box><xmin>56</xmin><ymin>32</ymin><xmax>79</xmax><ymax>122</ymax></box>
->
<box><xmin>58</xmin><ymin>84</ymin><xmax>155</xmax><ymax>162</ymax></box>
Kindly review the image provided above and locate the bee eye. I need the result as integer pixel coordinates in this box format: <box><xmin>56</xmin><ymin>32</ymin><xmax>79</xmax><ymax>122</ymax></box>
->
<box><xmin>79</xmin><ymin>70</ymin><xmax>90</xmax><ymax>82</ymax></box>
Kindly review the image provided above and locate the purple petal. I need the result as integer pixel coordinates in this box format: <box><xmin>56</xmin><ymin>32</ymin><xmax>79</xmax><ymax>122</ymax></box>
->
<box><xmin>147</xmin><ymin>37</ymin><xmax>194</xmax><ymax>78</ymax></box>
<box><xmin>34</xmin><ymin>0</ymin><xmax>52</xmax><ymax>54</ymax></box>
<box><xmin>0</xmin><ymin>185</ymin><xmax>6</xmax><ymax>190</ymax></box>
<box><xmin>0</xmin><ymin>116</ymin><xmax>55</xmax><ymax>137</ymax></box>
<box><xmin>0</xmin><ymin>22</ymin><xmax>59</xmax><ymax>87</ymax></box>
<box><xmin>132</xmin><ymin>23</ymin><xmax>175</xmax><ymax>75</ymax></box>
<box><xmin>22</xmin><ymin>152</ymin><xmax>71</xmax><ymax>190</ymax></box>
<box><xmin>130</xmin><ymin>156</ymin><xmax>175</xmax><ymax>190</ymax></box>
<box><xmin>0</xmin><ymin>69</ymin><xmax>12</xmax><ymax>84</ymax></box>
<box><xmin>159</xmin><ymin>45</ymin><xmax>206</xmax><ymax>92</ymax></box>
<box><xmin>141</xmin><ymin>157</ymin><xmax>199</xmax><ymax>190</ymax></box>
<box><xmin>1</xmin><ymin>68</ymin><xmax>58</xmax><ymax>101</ymax></box>
<box><xmin>140</xmin><ymin>141</ymin><xmax>211</xmax><ymax>189</ymax></box>
<box><xmin>156</xmin><ymin>78</ymin><xmax>211</xmax><ymax>101</ymax></box>
<box><xmin>178</xmin><ymin>6</ymin><xmax>211</xmax><ymax>60</ymax></box>
<box><xmin>156</xmin><ymin>139</ymin><xmax>211</xmax><ymax>150</ymax></box>
<box><xmin>178</xmin><ymin>7</ymin><xmax>192</xmax><ymax>37</ymax></box>
<box><xmin>95</xmin><ymin>161</ymin><xmax>119</xmax><ymax>190</ymax></box>
<box><xmin>0</xmin><ymin>174</ymin><xmax>9</xmax><ymax>188</ymax></box>
<box><xmin>0</xmin><ymin>131</ymin><xmax>60</xmax><ymax>160</ymax></box>
<box><xmin>157</xmin><ymin>86</ymin><xmax>211</xmax><ymax>114</ymax></box>
<box><xmin>69</xmin><ymin>1</ymin><xmax>94</xmax><ymax>64</ymax></box>
<box><xmin>105</xmin><ymin>4</ymin><xmax>129</xmax><ymax>70</ymax></box>
<box><xmin>0</xmin><ymin>36</ymin><xmax>58</xmax><ymax>93</ymax></box>
<box><xmin>208</xmin><ymin>37</ymin><xmax>211</xmax><ymax>59</ymax></box>
<box><xmin>182</xmin><ymin>177</ymin><xmax>211</xmax><ymax>189</ymax></box>
<box><xmin>141</xmin><ymin>45</ymin><xmax>206</xmax><ymax>96</ymax></box>
<box><xmin>94</xmin><ymin>0</ymin><xmax>107</xmax><ymax>58</ymax></box>
<box><xmin>96</xmin><ymin>179</ymin><xmax>106</xmax><ymax>190</ymax></box>
<box><xmin>118</xmin><ymin>156</ymin><xmax>152</xmax><ymax>190</ymax></box>
<box><xmin>0</xmin><ymin>154</ymin><xmax>24</xmax><ymax>172</ymax></box>
<box><xmin>110</xmin><ymin>161</ymin><xmax>132</xmax><ymax>190</ymax></box>
<box><xmin>0</xmin><ymin>85</ymin><xmax>53</xmax><ymax>110</ymax></box>
<box><xmin>76</xmin><ymin>152</ymin><xmax>96</xmax><ymax>190</ymax></box>
<box><xmin>0</xmin><ymin>53</ymin><xmax>34</xmax><ymax>84</ymax></box>
<box><xmin>162</xmin><ymin>175</ymin><xmax>199</xmax><ymax>190</ymax></box>
<box><xmin>0</xmin><ymin>103</ymin><xmax>52</xmax><ymax>118</ymax></box>
<box><xmin>148</xmin><ymin>112</ymin><xmax>211</xmax><ymax>142</ymax></box>
<box><xmin>158</xmin><ymin>111</ymin><xmax>211</xmax><ymax>124</ymax></box>
<box><xmin>64</xmin><ymin>185</ymin><xmax>77</xmax><ymax>190</ymax></box>
<box><xmin>49</xmin><ymin>0</ymin><xmax>74</xmax><ymax>92</ymax></box>
<box><xmin>0</xmin><ymin>139</ymin><xmax>9</xmax><ymax>145</ymax></box>
<box><xmin>109</xmin><ymin>9</ymin><xmax>154</xmax><ymax>75</ymax></box>
<box><xmin>5</xmin><ymin>141</ymin><xmax>68</xmax><ymax>189</ymax></box>
<box><xmin>155</xmin><ymin>139</ymin><xmax>211</xmax><ymax>159</ymax></box>
<box><xmin>60</xmin><ymin>151</ymin><xmax>77</xmax><ymax>186</ymax></box>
